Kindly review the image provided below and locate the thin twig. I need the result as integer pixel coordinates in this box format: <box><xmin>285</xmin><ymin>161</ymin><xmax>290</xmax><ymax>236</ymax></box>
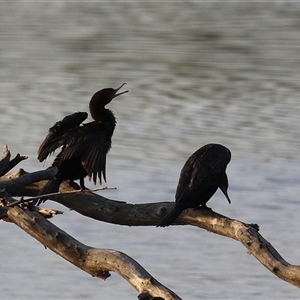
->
<box><xmin>4</xmin><ymin>186</ymin><xmax>117</xmax><ymax>207</ymax></box>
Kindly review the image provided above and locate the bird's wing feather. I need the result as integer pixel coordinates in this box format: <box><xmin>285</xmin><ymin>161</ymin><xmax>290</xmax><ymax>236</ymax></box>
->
<box><xmin>38</xmin><ymin>112</ymin><xmax>88</xmax><ymax>162</ymax></box>
<box><xmin>58</xmin><ymin>121</ymin><xmax>112</xmax><ymax>184</ymax></box>
<box><xmin>175</xmin><ymin>146</ymin><xmax>207</xmax><ymax>200</ymax></box>
<box><xmin>175</xmin><ymin>144</ymin><xmax>231</xmax><ymax>209</ymax></box>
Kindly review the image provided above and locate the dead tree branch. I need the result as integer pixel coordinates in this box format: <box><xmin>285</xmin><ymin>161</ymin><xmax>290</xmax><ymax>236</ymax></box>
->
<box><xmin>4</xmin><ymin>169</ymin><xmax>300</xmax><ymax>289</ymax></box>
<box><xmin>1</xmin><ymin>145</ymin><xmax>300</xmax><ymax>294</ymax></box>
<box><xmin>0</xmin><ymin>167</ymin><xmax>58</xmax><ymax>195</ymax></box>
<box><xmin>0</xmin><ymin>145</ymin><xmax>27</xmax><ymax>177</ymax></box>
<box><xmin>40</xmin><ymin>192</ymin><xmax>300</xmax><ymax>288</ymax></box>
<box><xmin>5</xmin><ymin>168</ymin><xmax>300</xmax><ymax>289</ymax></box>
<box><xmin>4</xmin><ymin>203</ymin><xmax>181</xmax><ymax>300</ymax></box>
<box><xmin>0</xmin><ymin>146</ymin><xmax>180</xmax><ymax>299</ymax></box>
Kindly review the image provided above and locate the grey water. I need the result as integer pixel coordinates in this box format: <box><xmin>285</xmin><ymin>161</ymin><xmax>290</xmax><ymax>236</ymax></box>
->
<box><xmin>1</xmin><ymin>2</ymin><xmax>300</xmax><ymax>299</ymax></box>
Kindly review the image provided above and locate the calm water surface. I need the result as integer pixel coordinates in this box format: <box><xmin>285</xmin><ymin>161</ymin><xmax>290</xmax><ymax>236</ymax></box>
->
<box><xmin>1</xmin><ymin>2</ymin><xmax>300</xmax><ymax>299</ymax></box>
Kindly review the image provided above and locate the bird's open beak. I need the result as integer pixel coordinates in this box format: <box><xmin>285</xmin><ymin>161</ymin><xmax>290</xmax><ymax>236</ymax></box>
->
<box><xmin>114</xmin><ymin>83</ymin><xmax>128</xmax><ymax>98</ymax></box>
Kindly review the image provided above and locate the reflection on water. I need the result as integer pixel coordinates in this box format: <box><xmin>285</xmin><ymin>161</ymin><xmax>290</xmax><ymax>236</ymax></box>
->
<box><xmin>1</xmin><ymin>2</ymin><xmax>300</xmax><ymax>299</ymax></box>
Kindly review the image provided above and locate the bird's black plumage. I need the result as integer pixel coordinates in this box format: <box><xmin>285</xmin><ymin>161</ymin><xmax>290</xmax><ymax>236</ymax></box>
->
<box><xmin>157</xmin><ymin>143</ymin><xmax>231</xmax><ymax>227</ymax></box>
<box><xmin>34</xmin><ymin>83</ymin><xmax>128</xmax><ymax>205</ymax></box>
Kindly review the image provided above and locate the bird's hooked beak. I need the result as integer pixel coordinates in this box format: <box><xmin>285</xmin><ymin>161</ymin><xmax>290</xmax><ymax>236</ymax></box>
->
<box><xmin>219</xmin><ymin>173</ymin><xmax>231</xmax><ymax>204</ymax></box>
<box><xmin>113</xmin><ymin>83</ymin><xmax>128</xmax><ymax>98</ymax></box>
<box><xmin>220</xmin><ymin>186</ymin><xmax>231</xmax><ymax>204</ymax></box>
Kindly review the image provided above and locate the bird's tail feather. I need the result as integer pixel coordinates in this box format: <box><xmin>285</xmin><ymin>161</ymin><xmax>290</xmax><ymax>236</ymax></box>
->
<box><xmin>157</xmin><ymin>208</ymin><xmax>182</xmax><ymax>227</ymax></box>
<box><xmin>32</xmin><ymin>179</ymin><xmax>61</xmax><ymax>206</ymax></box>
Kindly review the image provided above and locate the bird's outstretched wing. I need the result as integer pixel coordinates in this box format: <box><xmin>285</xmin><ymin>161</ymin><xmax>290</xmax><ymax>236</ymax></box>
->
<box><xmin>57</xmin><ymin>121</ymin><xmax>113</xmax><ymax>184</ymax></box>
<box><xmin>38</xmin><ymin>112</ymin><xmax>88</xmax><ymax>162</ymax></box>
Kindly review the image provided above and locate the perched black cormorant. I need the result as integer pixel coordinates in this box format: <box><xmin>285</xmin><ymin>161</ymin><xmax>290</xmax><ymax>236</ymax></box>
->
<box><xmin>157</xmin><ymin>143</ymin><xmax>231</xmax><ymax>227</ymax></box>
<box><xmin>34</xmin><ymin>83</ymin><xmax>128</xmax><ymax>205</ymax></box>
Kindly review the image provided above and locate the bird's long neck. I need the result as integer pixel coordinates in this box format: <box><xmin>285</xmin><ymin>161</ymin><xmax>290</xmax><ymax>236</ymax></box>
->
<box><xmin>91</xmin><ymin>107</ymin><xmax>116</xmax><ymax>132</ymax></box>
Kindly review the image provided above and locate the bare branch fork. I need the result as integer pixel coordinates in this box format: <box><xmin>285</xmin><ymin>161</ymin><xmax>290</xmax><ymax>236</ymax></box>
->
<box><xmin>1</xmin><ymin>146</ymin><xmax>300</xmax><ymax>299</ymax></box>
<box><xmin>0</xmin><ymin>144</ymin><xmax>27</xmax><ymax>177</ymax></box>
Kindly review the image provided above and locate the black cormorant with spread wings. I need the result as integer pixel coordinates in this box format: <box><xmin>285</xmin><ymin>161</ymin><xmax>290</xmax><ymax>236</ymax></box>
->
<box><xmin>34</xmin><ymin>83</ymin><xmax>128</xmax><ymax>205</ymax></box>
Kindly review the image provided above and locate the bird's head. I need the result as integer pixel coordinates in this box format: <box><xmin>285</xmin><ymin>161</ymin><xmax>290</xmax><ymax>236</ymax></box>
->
<box><xmin>89</xmin><ymin>83</ymin><xmax>128</xmax><ymax>118</ymax></box>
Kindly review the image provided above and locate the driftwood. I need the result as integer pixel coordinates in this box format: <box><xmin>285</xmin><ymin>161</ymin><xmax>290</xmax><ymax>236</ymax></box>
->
<box><xmin>1</xmin><ymin>146</ymin><xmax>300</xmax><ymax>299</ymax></box>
